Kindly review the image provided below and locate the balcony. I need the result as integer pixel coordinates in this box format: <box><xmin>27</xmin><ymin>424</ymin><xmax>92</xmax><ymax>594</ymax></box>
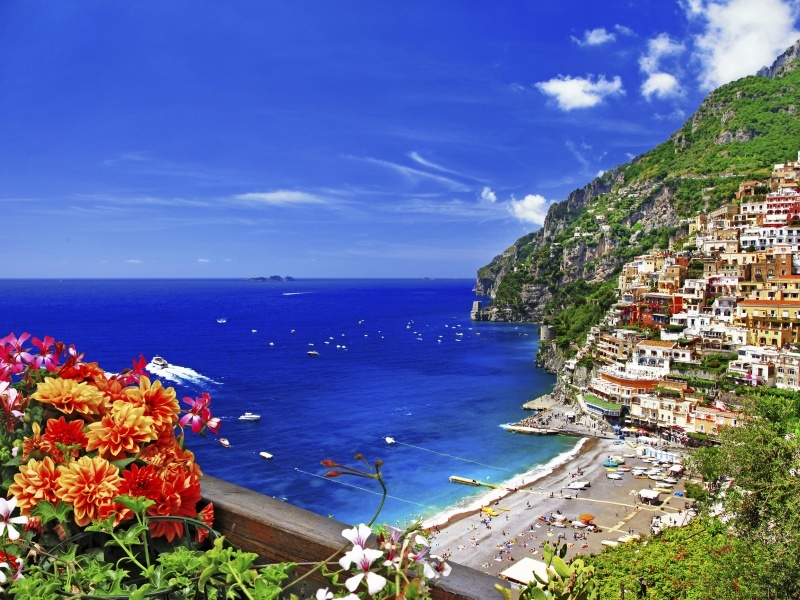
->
<box><xmin>203</xmin><ymin>476</ymin><xmax>502</xmax><ymax>599</ymax></box>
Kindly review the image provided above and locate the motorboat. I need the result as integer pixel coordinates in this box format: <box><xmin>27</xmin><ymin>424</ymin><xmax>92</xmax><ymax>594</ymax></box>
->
<box><xmin>259</xmin><ymin>451</ymin><xmax>273</xmax><ymax>460</ymax></box>
<box><xmin>385</xmin><ymin>437</ymin><xmax>396</xmax><ymax>444</ymax></box>
<box><xmin>239</xmin><ymin>412</ymin><xmax>261</xmax><ymax>422</ymax></box>
<box><xmin>217</xmin><ymin>318</ymin><xmax>227</xmax><ymax>324</ymax></box>
<box><xmin>218</xmin><ymin>438</ymin><xmax>231</xmax><ymax>448</ymax></box>
<box><xmin>151</xmin><ymin>356</ymin><xmax>169</xmax><ymax>368</ymax></box>
<box><xmin>307</xmin><ymin>350</ymin><xmax>320</xmax><ymax>356</ymax></box>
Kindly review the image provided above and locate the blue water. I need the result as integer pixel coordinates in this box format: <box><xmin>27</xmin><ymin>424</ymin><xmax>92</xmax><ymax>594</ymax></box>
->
<box><xmin>1</xmin><ymin>279</ymin><xmax>576</xmax><ymax>526</ymax></box>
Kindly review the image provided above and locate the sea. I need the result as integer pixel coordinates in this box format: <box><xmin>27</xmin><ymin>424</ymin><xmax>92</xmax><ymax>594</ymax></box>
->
<box><xmin>2</xmin><ymin>278</ymin><xmax>583</xmax><ymax>527</ymax></box>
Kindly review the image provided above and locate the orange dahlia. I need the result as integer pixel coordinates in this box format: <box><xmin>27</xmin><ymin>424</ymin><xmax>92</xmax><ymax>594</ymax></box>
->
<box><xmin>32</xmin><ymin>377</ymin><xmax>108</xmax><ymax>417</ymax></box>
<box><xmin>41</xmin><ymin>416</ymin><xmax>87</xmax><ymax>463</ymax></box>
<box><xmin>85</xmin><ymin>402</ymin><xmax>156</xmax><ymax>459</ymax></box>
<box><xmin>196</xmin><ymin>502</ymin><xmax>215</xmax><ymax>543</ymax></box>
<box><xmin>56</xmin><ymin>455</ymin><xmax>121</xmax><ymax>527</ymax></box>
<box><xmin>139</xmin><ymin>428</ymin><xmax>203</xmax><ymax>477</ymax></box>
<box><xmin>20</xmin><ymin>422</ymin><xmax>47</xmax><ymax>463</ymax></box>
<box><xmin>119</xmin><ymin>464</ymin><xmax>163</xmax><ymax>501</ymax></box>
<box><xmin>147</xmin><ymin>468</ymin><xmax>202</xmax><ymax>542</ymax></box>
<box><xmin>95</xmin><ymin>377</ymin><xmax>129</xmax><ymax>405</ymax></box>
<box><xmin>125</xmin><ymin>376</ymin><xmax>179</xmax><ymax>432</ymax></box>
<box><xmin>8</xmin><ymin>456</ymin><xmax>62</xmax><ymax>516</ymax></box>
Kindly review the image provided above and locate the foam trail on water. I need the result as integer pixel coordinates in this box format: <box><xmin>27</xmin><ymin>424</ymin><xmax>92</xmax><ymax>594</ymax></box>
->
<box><xmin>146</xmin><ymin>363</ymin><xmax>221</xmax><ymax>386</ymax></box>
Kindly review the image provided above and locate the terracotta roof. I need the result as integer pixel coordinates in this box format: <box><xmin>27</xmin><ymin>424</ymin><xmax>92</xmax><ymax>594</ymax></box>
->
<box><xmin>737</xmin><ymin>299</ymin><xmax>800</xmax><ymax>307</ymax></box>
<box><xmin>637</xmin><ymin>340</ymin><xmax>677</xmax><ymax>348</ymax></box>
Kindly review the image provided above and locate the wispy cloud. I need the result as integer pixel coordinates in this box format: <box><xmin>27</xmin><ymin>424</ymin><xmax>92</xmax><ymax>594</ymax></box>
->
<box><xmin>572</xmin><ymin>28</ymin><xmax>616</xmax><ymax>47</ymax></box>
<box><xmin>233</xmin><ymin>190</ymin><xmax>328</xmax><ymax>205</ymax></box>
<box><xmin>126</xmin><ymin>259</ymin><xmax>143</xmax><ymax>264</ymax></box>
<box><xmin>536</xmin><ymin>74</ymin><xmax>624</xmax><ymax>110</ymax></box>
<box><xmin>685</xmin><ymin>0</ymin><xmax>800</xmax><ymax>90</ymax></box>
<box><xmin>359</xmin><ymin>156</ymin><xmax>472</xmax><ymax>192</ymax></box>
<box><xmin>480</xmin><ymin>186</ymin><xmax>497</xmax><ymax>203</ymax></box>
<box><xmin>615</xmin><ymin>24</ymin><xmax>636</xmax><ymax>37</ymax></box>
<box><xmin>197</xmin><ymin>258</ymin><xmax>210</xmax><ymax>263</ymax></box>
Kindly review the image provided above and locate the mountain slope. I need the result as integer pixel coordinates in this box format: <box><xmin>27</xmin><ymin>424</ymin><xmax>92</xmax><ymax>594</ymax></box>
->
<box><xmin>475</xmin><ymin>40</ymin><xmax>800</xmax><ymax>356</ymax></box>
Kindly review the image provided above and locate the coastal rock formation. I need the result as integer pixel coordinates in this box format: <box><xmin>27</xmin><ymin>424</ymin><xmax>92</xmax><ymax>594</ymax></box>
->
<box><xmin>474</xmin><ymin>40</ymin><xmax>800</xmax><ymax>370</ymax></box>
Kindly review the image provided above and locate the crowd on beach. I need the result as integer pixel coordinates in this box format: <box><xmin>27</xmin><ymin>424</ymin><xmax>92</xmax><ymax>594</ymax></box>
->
<box><xmin>424</xmin><ymin>433</ymin><xmax>695</xmax><ymax>578</ymax></box>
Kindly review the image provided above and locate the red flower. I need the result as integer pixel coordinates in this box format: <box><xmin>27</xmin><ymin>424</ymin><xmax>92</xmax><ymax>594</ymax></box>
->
<box><xmin>42</xmin><ymin>417</ymin><xmax>87</xmax><ymax>463</ymax></box>
<box><xmin>196</xmin><ymin>502</ymin><xmax>215</xmax><ymax>543</ymax></box>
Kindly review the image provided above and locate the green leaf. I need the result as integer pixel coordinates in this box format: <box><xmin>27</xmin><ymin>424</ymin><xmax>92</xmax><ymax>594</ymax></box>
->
<box><xmin>551</xmin><ymin>556</ymin><xmax>571</xmax><ymax>580</ymax></box>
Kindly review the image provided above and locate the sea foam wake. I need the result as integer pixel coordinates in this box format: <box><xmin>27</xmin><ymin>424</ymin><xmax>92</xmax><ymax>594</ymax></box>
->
<box><xmin>146</xmin><ymin>361</ymin><xmax>220</xmax><ymax>387</ymax></box>
<box><xmin>421</xmin><ymin>436</ymin><xmax>588</xmax><ymax>528</ymax></box>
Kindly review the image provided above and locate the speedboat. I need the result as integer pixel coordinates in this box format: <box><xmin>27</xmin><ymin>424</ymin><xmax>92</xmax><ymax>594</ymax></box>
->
<box><xmin>151</xmin><ymin>356</ymin><xmax>169</xmax><ymax>368</ymax></box>
<box><xmin>218</xmin><ymin>438</ymin><xmax>231</xmax><ymax>448</ymax></box>
<box><xmin>217</xmin><ymin>318</ymin><xmax>227</xmax><ymax>324</ymax></box>
<box><xmin>385</xmin><ymin>437</ymin><xmax>396</xmax><ymax>444</ymax></box>
<box><xmin>239</xmin><ymin>412</ymin><xmax>261</xmax><ymax>422</ymax></box>
<box><xmin>259</xmin><ymin>451</ymin><xmax>273</xmax><ymax>460</ymax></box>
<box><xmin>307</xmin><ymin>350</ymin><xmax>320</xmax><ymax>356</ymax></box>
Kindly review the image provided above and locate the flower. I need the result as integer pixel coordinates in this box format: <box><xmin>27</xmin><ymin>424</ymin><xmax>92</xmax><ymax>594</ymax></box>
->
<box><xmin>7</xmin><ymin>457</ymin><xmax>61</xmax><ymax>516</ymax></box>
<box><xmin>340</xmin><ymin>546</ymin><xmax>387</xmax><ymax>595</ymax></box>
<box><xmin>32</xmin><ymin>377</ymin><xmax>108</xmax><ymax>417</ymax></box>
<box><xmin>31</xmin><ymin>336</ymin><xmax>58</xmax><ymax>371</ymax></box>
<box><xmin>126</xmin><ymin>376</ymin><xmax>179</xmax><ymax>431</ymax></box>
<box><xmin>85</xmin><ymin>402</ymin><xmax>156</xmax><ymax>458</ymax></box>
<box><xmin>0</xmin><ymin>498</ymin><xmax>28</xmax><ymax>542</ymax></box>
<box><xmin>55</xmin><ymin>455</ymin><xmax>122</xmax><ymax>527</ymax></box>
<box><xmin>315</xmin><ymin>588</ymin><xmax>333</xmax><ymax>600</ymax></box>
<box><xmin>342</xmin><ymin>523</ymin><xmax>372</xmax><ymax>549</ymax></box>
<box><xmin>178</xmin><ymin>392</ymin><xmax>219</xmax><ymax>434</ymax></box>
<box><xmin>41</xmin><ymin>417</ymin><xmax>87</xmax><ymax>462</ymax></box>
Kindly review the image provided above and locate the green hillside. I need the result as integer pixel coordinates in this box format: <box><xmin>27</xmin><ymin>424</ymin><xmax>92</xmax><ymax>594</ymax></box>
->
<box><xmin>478</xmin><ymin>45</ymin><xmax>800</xmax><ymax>354</ymax></box>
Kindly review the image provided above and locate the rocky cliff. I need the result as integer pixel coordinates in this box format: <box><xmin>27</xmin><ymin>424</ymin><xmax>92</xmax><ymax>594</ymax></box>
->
<box><xmin>474</xmin><ymin>40</ymin><xmax>800</xmax><ymax>365</ymax></box>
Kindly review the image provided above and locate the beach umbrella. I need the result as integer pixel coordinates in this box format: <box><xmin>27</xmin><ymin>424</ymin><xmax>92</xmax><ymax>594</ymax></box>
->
<box><xmin>578</xmin><ymin>513</ymin><xmax>595</xmax><ymax>522</ymax></box>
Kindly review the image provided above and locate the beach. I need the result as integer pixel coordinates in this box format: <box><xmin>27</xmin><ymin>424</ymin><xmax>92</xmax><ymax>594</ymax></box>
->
<box><xmin>425</xmin><ymin>434</ymin><xmax>692</xmax><ymax>579</ymax></box>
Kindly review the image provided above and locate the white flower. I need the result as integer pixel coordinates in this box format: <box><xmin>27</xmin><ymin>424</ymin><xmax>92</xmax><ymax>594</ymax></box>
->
<box><xmin>315</xmin><ymin>588</ymin><xmax>333</xmax><ymax>600</ymax></box>
<box><xmin>0</xmin><ymin>497</ymin><xmax>27</xmax><ymax>542</ymax></box>
<box><xmin>342</xmin><ymin>523</ymin><xmax>372</xmax><ymax>548</ymax></box>
<box><xmin>422</xmin><ymin>554</ymin><xmax>452</xmax><ymax>580</ymax></box>
<box><xmin>342</xmin><ymin>546</ymin><xmax>387</xmax><ymax>595</ymax></box>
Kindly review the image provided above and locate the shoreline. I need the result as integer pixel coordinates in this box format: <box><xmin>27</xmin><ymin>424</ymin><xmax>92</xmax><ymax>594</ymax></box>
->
<box><xmin>427</xmin><ymin>432</ymin><xmax>692</xmax><ymax>578</ymax></box>
<box><xmin>421</xmin><ymin>435</ymin><xmax>594</xmax><ymax>530</ymax></box>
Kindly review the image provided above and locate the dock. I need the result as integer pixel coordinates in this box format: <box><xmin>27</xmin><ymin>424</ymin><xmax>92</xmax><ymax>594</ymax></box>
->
<box><xmin>449</xmin><ymin>476</ymin><xmax>501</xmax><ymax>489</ymax></box>
<box><xmin>501</xmin><ymin>424</ymin><xmax>560</xmax><ymax>435</ymax></box>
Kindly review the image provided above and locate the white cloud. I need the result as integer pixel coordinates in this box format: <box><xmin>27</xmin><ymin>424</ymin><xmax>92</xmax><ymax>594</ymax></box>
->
<box><xmin>639</xmin><ymin>33</ymin><xmax>685</xmax><ymax>100</ymax></box>
<box><xmin>572</xmin><ymin>28</ymin><xmax>616</xmax><ymax>46</ymax></box>
<box><xmin>481</xmin><ymin>186</ymin><xmax>497</xmax><ymax>203</ymax></box>
<box><xmin>197</xmin><ymin>258</ymin><xmax>210</xmax><ymax>263</ymax></box>
<box><xmin>615</xmin><ymin>24</ymin><xmax>636</xmax><ymax>37</ymax></box>
<box><xmin>126</xmin><ymin>259</ymin><xmax>143</xmax><ymax>264</ymax></box>
<box><xmin>688</xmin><ymin>0</ymin><xmax>800</xmax><ymax>90</ymax></box>
<box><xmin>234</xmin><ymin>190</ymin><xmax>327</xmax><ymax>205</ymax></box>
<box><xmin>536</xmin><ymin>75</ymin><xmax>624</xmax><ymax>110</ymax></box>
<box><xmin>642</xmin><ymin>72</ymin><xmax>683</xmax><ymax>99</ymax></box>
<box><xmin>508</xmin><ymin>194</ymin><xmax>554</xmax><ymax>225</ymax></box>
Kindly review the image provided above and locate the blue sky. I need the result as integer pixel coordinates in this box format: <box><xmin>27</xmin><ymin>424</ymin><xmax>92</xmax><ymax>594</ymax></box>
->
<box><xmin>2</xmin><ymin>0</ymin><xmax>799</xmax><ymax>279</ymax></box>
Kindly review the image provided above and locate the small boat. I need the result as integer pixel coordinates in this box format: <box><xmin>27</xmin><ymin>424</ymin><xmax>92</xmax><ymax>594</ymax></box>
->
<box><xmin>239</xmin><ymin>412</ymin><xmax>261</xmax><ymax>422</ymax></box>
<box><xmin>259</xmin><ymin>451</ymin><xmax>273</xmax><ymax>460</ymax></box>
<box><xmin>385</xmin><ymin>437</ymin><xmax>396</xmax><ymax>444</ymax></box>
<box><xmin>217</xmin><ymin>318</ymin><xmax>227</xmax><ymax>324</ymax></box>
<box><xmin>218</xmin><ymin>438</ymin><xmax>231</xmax><ymax>448</ymax></box>
<box><xmin>307</xmin><ymin>350</ymin><xmax>319</xmax><ymax>356</ymax></box>
<box><xmin>151</xmin><ymin>356</ymin><xmax>169</xmax><ymax>368</ymax></box>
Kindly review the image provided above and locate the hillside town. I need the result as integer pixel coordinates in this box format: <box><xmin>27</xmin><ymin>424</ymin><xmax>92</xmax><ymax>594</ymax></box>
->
<box><xmin>559</xmin><ymin>153</ymin><xmax>800</xmax><ymax>444</ymax></box>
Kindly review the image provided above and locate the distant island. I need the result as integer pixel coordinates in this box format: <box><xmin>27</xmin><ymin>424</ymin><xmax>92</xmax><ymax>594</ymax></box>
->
<box><xmin>246</xmin><ymin>276</ymin><xmax>295</xmax><ymax>282</ymax></box>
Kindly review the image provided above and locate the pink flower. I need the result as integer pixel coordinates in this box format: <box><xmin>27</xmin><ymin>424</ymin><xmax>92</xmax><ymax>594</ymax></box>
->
<box><xmin>178</xmin><ymin>392</ymin><xmax>220</xmax><ymax>434</ymax></box>
<box><xmin>31</xmin><ymin>336</ymin><xmax>58</xmax><ymax>371</ymax></box>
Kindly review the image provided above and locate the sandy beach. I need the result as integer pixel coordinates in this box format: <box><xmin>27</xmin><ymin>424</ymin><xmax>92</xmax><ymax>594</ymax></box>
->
<box><xmin>426</xmin><ymin>434</ymin><xmax>692</xmax><ymax>579</ymax></box>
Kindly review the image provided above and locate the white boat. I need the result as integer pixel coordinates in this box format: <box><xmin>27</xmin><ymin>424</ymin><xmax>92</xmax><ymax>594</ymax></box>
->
<box><xmin>218</xmin><ymin>438</ymin><xmax>231</xmax><ymax>448</ymax></box>
<box><xmin>259</xmin><ymin>451</ymin><xmax>273</xmax><ymax>460</ymax></box>
<box><xmin>239</xmin><ymin>412</ymin><xmax>261</xmax><ymax>422</ymax></box>
<box><xmin>307</xmin><ymin>350</ymin><xmax>319</xmax><ymax>356</ymax></box>
<box><xmin>217</xmin><ymin>318</ymin><xmax>227</xmax><ymax>324</ymax></box>
<box><xmin>151</xmin><ymin>356</ymin><xmax>169</xmax><ymax>368</ymax></box>
<box><xmin>385</xmin><ymin>437</ymin><xmax>396</xmax><ymax>444</ymax></box>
